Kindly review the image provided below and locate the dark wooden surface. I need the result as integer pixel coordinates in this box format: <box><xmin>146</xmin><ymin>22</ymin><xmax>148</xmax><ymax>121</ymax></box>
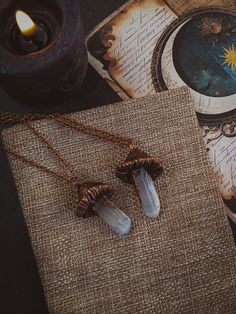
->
<box><xmin>0</xmin><ymin>1</ymin><xmax>235</xmax><ymax>313</ymax></box>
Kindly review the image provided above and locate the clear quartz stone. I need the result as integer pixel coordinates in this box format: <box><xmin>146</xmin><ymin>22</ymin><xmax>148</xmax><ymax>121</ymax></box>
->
<box><xmin>133</xmin><ymin>166</ymin><xmax>160</xmax><ymax>218</ymax></box>
<box><xmin>93</xmin><ymin>199</ymin><xmax>132</xmax><ymax>236</ymax></box>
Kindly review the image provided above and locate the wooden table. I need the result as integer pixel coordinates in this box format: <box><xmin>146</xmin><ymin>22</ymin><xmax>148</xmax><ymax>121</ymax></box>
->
<box><xmin>0</xmin><ymin>1</ymin><xmax>235</xmax><ymax>313</ymax></box>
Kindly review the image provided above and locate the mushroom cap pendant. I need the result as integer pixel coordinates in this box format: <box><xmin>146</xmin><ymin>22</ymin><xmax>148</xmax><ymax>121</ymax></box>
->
<box><xmin>116</xmin><ymin>148</ymin><xmax>163</xmax><ymax>218</ymax></box>
<box><xmin>76</xmin><ymin>182</ymin><xmax>131</xmax><ymax>236</ymax></box>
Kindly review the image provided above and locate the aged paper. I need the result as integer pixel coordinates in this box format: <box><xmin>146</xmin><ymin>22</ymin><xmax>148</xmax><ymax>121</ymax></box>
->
<box><xmin>166</xmin><ymin>0</ymin><xmax>235</xmax><ymax>15</ymax></box>
<box><xmin>87</xmin><ymin>0</ymin><xmax>177</xmax><ymax>99</ymax></box>
<box><xmin>87</xmin><ymin>0</ymin><xmax>232</xmax><ymax>99</ymax></box>
<box><xmin>87</xmin><ymin>0</ymin><xmax>236</xmax><ymax>202</ymax></box>
<box><xmin>203</xmin><ymin>126</ymin><xmax>236</xmax><ymax>200</ymax></box>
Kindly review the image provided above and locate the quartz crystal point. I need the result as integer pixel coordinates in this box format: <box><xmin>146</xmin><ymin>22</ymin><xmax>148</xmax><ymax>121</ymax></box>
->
<box><xmin>93</xmin><ymin>199</ymin><xmax>132</xmax><ymax>236</ymax></box>
<box><xmin>133</xmin><ymin>167</ymin><xmax>160</xmax><ymax>218</ymax></box>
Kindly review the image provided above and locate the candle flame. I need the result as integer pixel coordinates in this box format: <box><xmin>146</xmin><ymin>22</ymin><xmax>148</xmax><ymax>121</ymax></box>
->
<box><xmin>15</xmin><ymin>10</ymin><xmax>37</xmax><ymax>37</ymax></box>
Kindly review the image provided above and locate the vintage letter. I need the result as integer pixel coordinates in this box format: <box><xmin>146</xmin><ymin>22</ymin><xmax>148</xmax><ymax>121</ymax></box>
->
<box><xmin>87</xmin><ymin>0</ymin><xmax>177</xmax><ymax>99</ymax></box>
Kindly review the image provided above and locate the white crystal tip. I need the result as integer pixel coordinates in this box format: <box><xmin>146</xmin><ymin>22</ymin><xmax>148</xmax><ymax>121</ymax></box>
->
<box><xmin>133</xmin><ymin>167</ymin><xmax>161</xmax><ymax>218</ymax></box>
<box><xmin>117</xmin><ymin>215</ymin><xmax>132</xmax><ymax>236</ymax></box>
<box><xmin>94</xmin><ymin>201</ymin><xmax>132</xmax><ymax>236</ymax></box>
<box><xmin>145</xmin><ymin>209</ymin><xmax>160</xmax><ymax>219</ymax></box>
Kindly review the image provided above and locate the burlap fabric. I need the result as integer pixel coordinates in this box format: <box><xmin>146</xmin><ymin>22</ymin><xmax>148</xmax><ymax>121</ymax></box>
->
<box><xmin>2</xmin><ymin>87</ymin><xmax>236</xmax><ymax>313</ymax></box>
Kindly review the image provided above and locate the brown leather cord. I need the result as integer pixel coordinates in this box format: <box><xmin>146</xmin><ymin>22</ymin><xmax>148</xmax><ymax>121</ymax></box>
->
<box><xmin>0</xmin><ymin>111</ymin><xmax>48</xmax><ymax>125</ymax></box>
<box><xmin>2</xmin><ymin>123</ymin><xmax>81</xmax><ymax>187</ymax></box>
<box><xmin>51</xmin><ymin>114</ymin><xmax>137</xmax><ymax>150</ymax></box>
<box><xmin>3</xmin><ymin>146</ymin><xmax>73</xmax><ymax>184</ymax></box>
<box><xmin>0</xmin><ymin>111</ymin><xmax>138</xmax><ymax>149</ymax></box>
<box><xmin>0</xmin><ymin>111</ymin><xmax>138</xmax><ymax>186</ymax></box>
<box><xmin>25</xmin><ymin>123</ymin><xmax>80</xmax><ymax>184</ymax></box>
<box><xmin>0</xmin><ymin>111</ymin><xmax>139</xmax><ymax>184</ymax></box>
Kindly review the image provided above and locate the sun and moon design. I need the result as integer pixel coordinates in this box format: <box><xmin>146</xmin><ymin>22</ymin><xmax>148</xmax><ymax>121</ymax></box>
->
<box><xmin>221</xmin><ymin>44</ymin><xmax>236</xmax><ymax>70</ymax></box>
<box><xmin>199</xmin><ymin>16</ymin><xmax>226</xmax><ymax>46</ymax></box>
<box><xmin>152</xmin><ymin>10</ymin><xmax>236</xmax><ymax>105</ymax></box>
<box><xmin>199</xmin><ymin>15</ymin><xmax>236</xmax><ymax>46</ymax></box>
<box><xmin>198</xmin><ymin>15</ymin><xmax>236</xmax><ymax>70</ymax></box>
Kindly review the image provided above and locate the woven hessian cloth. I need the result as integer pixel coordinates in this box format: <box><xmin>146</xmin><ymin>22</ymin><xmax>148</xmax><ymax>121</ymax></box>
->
<box><xmin>2</xmin><ymin>87</ymin><xmax>236</xmax><ymax>313</ymax></box>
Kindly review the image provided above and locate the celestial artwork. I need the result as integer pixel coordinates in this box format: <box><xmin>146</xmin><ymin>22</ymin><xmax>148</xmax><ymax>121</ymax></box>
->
<box><xmin>222</xmin><ymin>44</ymin><xmax>236</xmax><ymax>70</ymax></box>
<box><xmin>151</xmin><ymin>8</ymin><xmax>236</xmax><ymax>201</ymax></box>
<box><xmin>87</xmin><ymin>2</ymin><xmax>236</xmax><ymax>216</ymax></box>
<box><xmin>172</xmin><ymin>12</ymin><xmax>236</xmax><ymax>98</ymax></box>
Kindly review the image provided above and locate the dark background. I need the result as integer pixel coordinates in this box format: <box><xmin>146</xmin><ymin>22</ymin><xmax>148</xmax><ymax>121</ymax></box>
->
<box><xmin>0</xmin><ymin>1</ymin><xmax>235</xmax><ymax>313</ymax></box>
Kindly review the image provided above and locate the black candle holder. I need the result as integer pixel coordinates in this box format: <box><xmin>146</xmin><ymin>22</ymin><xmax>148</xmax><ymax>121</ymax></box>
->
<box><xmin>0</xmin><ymin>0</ymin><xmax>88</xmax><ymax>105</ymax></box>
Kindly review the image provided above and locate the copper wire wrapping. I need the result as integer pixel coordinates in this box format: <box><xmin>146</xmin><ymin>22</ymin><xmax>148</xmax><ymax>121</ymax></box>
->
<box><xmin>116</xmin><ymin>148</ymin><xmax>163</xmax><ymax>184</ymax></box>
<box><xmin>77</xmin><ymin>182</ymin><xmax>113</xmax><ymax>218</ymax></box>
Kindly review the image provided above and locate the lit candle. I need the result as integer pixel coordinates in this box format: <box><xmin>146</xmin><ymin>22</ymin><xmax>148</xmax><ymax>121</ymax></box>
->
<box><xmin>16</xmin><ymin>10</ymin><xmax>37</xmax><ymax>37</ymax></box>
<box><xmin>14</xmin><ymin>10</ymin><xmax>49</xmax><ymax>54</ymax></box>
<box><xmin>0</xmin><ymin>1</ymin><xmax>88</xmax><ymax>105</ymax></box>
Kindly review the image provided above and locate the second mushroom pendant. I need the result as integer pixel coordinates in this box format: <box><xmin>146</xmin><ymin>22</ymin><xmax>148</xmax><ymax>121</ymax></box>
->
<box><xmin>116</xmin><ymin>148</ymin><xmax>163</xmax><ymax>218</ymax></box>
<box><xmin>76</xmin><ymin>182</ymin><xmax>132</xmax><ymax>236</ymax></box>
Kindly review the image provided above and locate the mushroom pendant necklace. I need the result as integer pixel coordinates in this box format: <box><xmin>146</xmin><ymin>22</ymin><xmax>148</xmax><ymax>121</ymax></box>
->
<box><xmin>76</xmin><ymin>182</ymin><xmax>131</xmax><ymax>236</ymax></box>
<box><xmin>3</xmin><ymin>123</ymin><xmax>132</xmax><ymax>236</ymax></box>
<box><xmin>116</xmin><ymin>147</ymin><xmax>162</xmax><ymax>218</ymax></box>
<box><xmin>53</xmin><ymin>115</ymin><xmax>163</xmax><ymax>218</ymax></box>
